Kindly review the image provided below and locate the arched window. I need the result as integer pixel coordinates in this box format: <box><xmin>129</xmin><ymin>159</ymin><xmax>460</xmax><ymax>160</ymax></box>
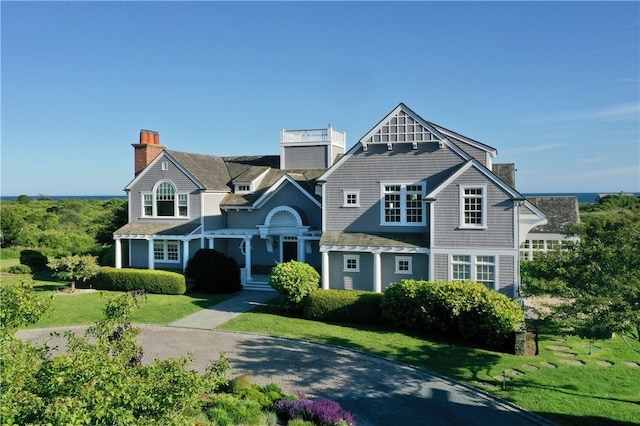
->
<box><xmin>156</xmin><ymin>182</ymin><xmax>175</xmax><ymax>216</ymax></box>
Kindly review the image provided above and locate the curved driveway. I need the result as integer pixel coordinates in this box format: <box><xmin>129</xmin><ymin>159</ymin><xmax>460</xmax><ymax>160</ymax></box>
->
<box><xmin>19</xmin><ymin>325</ymin><xmax>554</xmax><ymax>426</ymax></box>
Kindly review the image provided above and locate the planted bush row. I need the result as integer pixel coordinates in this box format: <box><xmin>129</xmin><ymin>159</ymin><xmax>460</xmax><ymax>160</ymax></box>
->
<box><xmin>288</xmin><ymin>277</ymin><xmax>524</xmax><ymax>351</ymax></box>
<box><xmin>381</xmin><ymin>279</ymin><xmax>525</xmax><ymax>350</ymax></box>
<box><xmin>88</xmin><ymin>267</ymin><xmax>186</xmax><ymax>295</ymax></box>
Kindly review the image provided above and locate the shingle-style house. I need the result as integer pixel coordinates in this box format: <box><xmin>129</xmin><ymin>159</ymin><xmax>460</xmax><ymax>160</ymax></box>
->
<box><xmin>114</xmin><ymin>103</ymin><xmax>547</xmax><ymax>297</ymax></box>
<box><xmin>520</xmin><ymin>196</ymin><xmax>580</xmax><ymax>260</ymax></box>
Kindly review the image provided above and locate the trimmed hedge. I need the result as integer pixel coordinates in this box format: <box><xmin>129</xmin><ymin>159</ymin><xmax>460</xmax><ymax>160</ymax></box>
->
<box><xmin>88</xmin><ymin>267</ymin><xmax>186</xmax><ymax>295</ymax></box>
<box><xmin>304</xmin><ymin>290</ymin><xmax>383</xmax><ymax>324</ymax></box>
<box><xmin>381</xmin><ymin>279</ymin><xmax>525</xmax><ymax>350</ymax></box>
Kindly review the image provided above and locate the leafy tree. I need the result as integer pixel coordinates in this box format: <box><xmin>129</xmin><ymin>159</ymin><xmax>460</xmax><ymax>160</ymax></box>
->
<box><xmin>523</xmin><ymin>211</ymin><xmax>640</xmax><ymax>354</ymax></box>
<box><xmin>0</xmin><ymin>287</ymin><xmax>234</xmax><ymax>425</ymax></box>
<box><xmin>48</xmin><ymin>255</ymin><xmax>101</xmax><ymax>292</ymax></box>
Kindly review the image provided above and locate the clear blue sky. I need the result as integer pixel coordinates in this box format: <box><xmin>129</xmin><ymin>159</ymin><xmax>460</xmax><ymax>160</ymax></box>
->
<box><xmin>2</xmin><ymin>1</ymin><xmax>639</xmax><ymax>196</ymax></box>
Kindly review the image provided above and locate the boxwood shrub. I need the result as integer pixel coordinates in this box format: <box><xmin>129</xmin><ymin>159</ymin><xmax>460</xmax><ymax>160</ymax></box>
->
<box><xmin>381</xmin><ymin>279</ymin><xmax>524</xmax><ymax>350</ymax></box>
<box><xmin>303</xmin><ymin>290</ymin><xmax>383</xmax><ymax>324</ymax></box>
<box><xmin>89</xmin><ymin>267</ymin><xmax>186</xmax><ymax>295</ymax></box>
<box><xmin>269</xmin><ymin>261</ymin><xmax>319</xmax><ymax>311</ymax></box>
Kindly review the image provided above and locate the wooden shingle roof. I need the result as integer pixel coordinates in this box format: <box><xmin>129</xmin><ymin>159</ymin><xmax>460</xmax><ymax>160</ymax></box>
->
<box><xmin>527</xmin><ymin>196</ymin><xmax>580</xmax><ymax>233</ymax></box>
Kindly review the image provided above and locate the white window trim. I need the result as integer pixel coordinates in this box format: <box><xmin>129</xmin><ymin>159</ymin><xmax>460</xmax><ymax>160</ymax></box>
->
<box><xmin>449</xmin><ymin>254</ymin><xmax>497</xmax><ymax>290</ymax></box>
<box><xmin>161</xmin><ymin>161</ymin><xmax>169</xmax><ymax>171</ymax></box>
<box><xmin>395</xmin><ymin>256</ymin><xmax>413</xmax><ymax>274</ymax></box>
<box><xmin>154</xmin><ymin>240</ymin><xmax>181</xmax><ymax>263</ymax></box>
<box><xmin>459</xmin><ymin>185</ymin><xmax>487</xmax><ymax>229</ymax></box>
<box><xmin>379</xmin><ymin>182</ymin><xmax>426</xmax><ymax>226</ymax></box>
<box><xmin>140</xmin><ymin>180</ymin><xmax>190</xmax><ymax>218</ymax></box>
<box><xmin>342</xmin><ymin>190</ymin><xmax>360</xmax><ymax>207</ymax></box>
<box><xmin>343</xmin><ymin>254</ymin><xmax>360</xmax><ymax>272</ymax></box>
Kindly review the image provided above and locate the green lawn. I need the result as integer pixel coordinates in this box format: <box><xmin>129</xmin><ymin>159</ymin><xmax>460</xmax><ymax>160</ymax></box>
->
<box><xmin>218</xmin><ymin>302</ymin><xmax>640</xmax><ymax>426</ymax></box>
<box><xmin>4</xmin><ymin>272</ymin><xmax>234</xmax><ymax>327</ymax></box>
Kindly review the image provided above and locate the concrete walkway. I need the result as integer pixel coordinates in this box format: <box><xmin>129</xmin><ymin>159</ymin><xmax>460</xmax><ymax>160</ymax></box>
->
<box><xmin>169</xmin><ymin>290</ymin><xmax>277</xmax><ymax>329</ymax></box>
<box><xmin>18</xmin><ymin>291</ymin><xmax>555</xmax><ymax>426</ymax></box>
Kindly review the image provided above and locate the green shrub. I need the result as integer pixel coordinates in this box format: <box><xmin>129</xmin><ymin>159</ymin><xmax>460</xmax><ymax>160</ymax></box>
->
<box><xmin>269</xmin><ymin>261</ymin><xmax>320</xmax><ymax>311</ymax></box>
<box><xmin>304</xmin><ymin>290</ymin><xmax>383</xmax><ymax>324</ymax></box>
<box><xmin>185</xmin><ymin>249</ymin><xmax>242</xmax><ymax>294</ymax></box>
<box><xmin>89</xmin><ymin>267</ymin><xmax>186</xmax><ymax>295</ymax></box>
<box><xmin>7</xmin><ymin>264</ymin><xmax>32</xmax><ymax>274</ymax></box>
<box><xmin>381</xmin><ymin>280</ymin><xmax>524</xmax><ymax>350</ymax></box>
<box><xmin>19</xmin><ymin>249</ymin><xmax>49</xmax><ymax>272</ymax></box>
<box><xmin>205</xmin><ymin>393</ymin><xmax>266</xmax><ymax>426</ymax></box>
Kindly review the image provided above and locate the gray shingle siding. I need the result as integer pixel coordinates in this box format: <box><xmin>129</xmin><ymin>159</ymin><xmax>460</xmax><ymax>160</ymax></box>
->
<box><xmin>324</xmin><ymin>143</ymin><xmax>462</xmax><ymax>232</ymax></box>
<box><xmin>129</xmin><ymin>155</ymin><xmax>202</xmax><ymax>222</ymax></box>
<box><xmin>432</xmin><ymin>167</ymin><xmax>515</xmax><ymax>248</ymax></box>
<box><xmin>498</xmin><ymin>255</ymin><xmax>516</xmax><ymax>297</ymax></box>
<box><xmin>328</xmin><ymin>252</ymin><xmax>374</xmax><ymax>291</ymax></box>
<box><xmin>433</xmin><ymin>253</ymin><xmax>449</xmax><ymax>280</ymax></box>
<box><xmin>284</xmin><ymin>146</ymin><xmax>328</xmax><ymax>169</ymax></box>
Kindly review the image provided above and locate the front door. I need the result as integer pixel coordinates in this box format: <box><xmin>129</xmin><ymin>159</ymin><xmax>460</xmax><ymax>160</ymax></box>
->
<box><xmin>282</xmin><ymin>237</ymin><xmax>297</xmax><ymax>262</ymax></box>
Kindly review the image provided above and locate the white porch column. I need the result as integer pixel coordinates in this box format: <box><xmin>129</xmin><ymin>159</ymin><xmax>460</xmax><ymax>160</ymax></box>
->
<box><xmin>321</xmin><ymin>251</ymin><xmax>329</xmax><ymax>290</ymax></box>
<box><xmin>208</xmin><ymin>237</ymin><xmax>215</xmax><ymax>249</ymax></box>
<box><xmin>244</xmin><ymin>237</ymin><xmax>252</xmax><ymax>281</ymax></box>
<box><xmin>115</xmin><ymin>238</ymin><xmax>122</xmax><ymax>269</ymax></box>
<box><xmin>297</xmin><ymin>238</ymin><xmax>306</xmax><ymax>263</ymax></box>
<box><xmin>373</xmin><ymin>251</ymin><xmax>382</xmax><ymax>293</ymax></box>
<box><xmin>147</xmin><ymin>239</ymin><xmax>155</xmax><ymax>270</ymax></box>
<box><xmin>182</xmin><ymin>240</ymin><xmax>190</xmax><ymax>271</ymax></box>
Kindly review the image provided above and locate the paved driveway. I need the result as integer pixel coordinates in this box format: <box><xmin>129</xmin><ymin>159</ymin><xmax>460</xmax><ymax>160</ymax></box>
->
<box><xmin>19</xmin><ymin>325</ymin><xmax>554</xmax><ymax>426</ymax></box>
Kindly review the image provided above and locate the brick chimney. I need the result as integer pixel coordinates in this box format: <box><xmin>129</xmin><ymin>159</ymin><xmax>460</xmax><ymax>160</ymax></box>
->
<box><xmin>132</xmin><ymin>130</ymin><xmax>165</xmax><ymax>176</ymax></box>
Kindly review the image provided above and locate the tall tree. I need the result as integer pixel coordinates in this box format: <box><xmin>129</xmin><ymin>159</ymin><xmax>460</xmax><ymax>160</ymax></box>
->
<box><xmin>523</xmin><ymin>210</ymin><xmax>640</xmax><ymax>353</ymax></box>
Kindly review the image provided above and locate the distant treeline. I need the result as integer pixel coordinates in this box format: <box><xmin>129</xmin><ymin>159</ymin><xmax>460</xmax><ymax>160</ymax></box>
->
<box><xmin>0</xmin><ymin>196</ymin><xmax>127</xmax><ymax>260</ymax></box>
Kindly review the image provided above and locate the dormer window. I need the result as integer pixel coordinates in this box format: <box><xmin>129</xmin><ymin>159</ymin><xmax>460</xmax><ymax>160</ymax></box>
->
<box><xmin>236</xmin><ymin>184</ymin><xmax>251</xmax><ymax>193</ymax></box>
<box><xmin>141</xmin><ymin>181</ymin><xmax>189</xmax><ymax>218</ymax></box>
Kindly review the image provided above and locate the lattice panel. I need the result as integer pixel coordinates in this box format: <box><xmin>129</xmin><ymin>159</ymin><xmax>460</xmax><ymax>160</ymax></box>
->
<box><xmin>363</xmin><ymin>110</ymin><xmax>440</xmax><ymax>144</ymax></box>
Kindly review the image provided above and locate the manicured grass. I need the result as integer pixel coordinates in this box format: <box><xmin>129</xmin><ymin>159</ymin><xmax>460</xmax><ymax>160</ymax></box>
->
<box><xmin>4</xmin><ymin>272</ymin><xmax>234</xmax><ymax>328</ymax></box>
<box><xmin>218</xmin><ymin>302</ymin><xmax>640</xmax><ymax>426</ymax></box>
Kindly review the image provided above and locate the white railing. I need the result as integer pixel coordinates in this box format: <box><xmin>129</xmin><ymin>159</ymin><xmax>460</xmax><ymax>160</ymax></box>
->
<box><xmin>281</xmin><ymin>127</ymin><xmax>346</xmax><ymax>146</ymax></box>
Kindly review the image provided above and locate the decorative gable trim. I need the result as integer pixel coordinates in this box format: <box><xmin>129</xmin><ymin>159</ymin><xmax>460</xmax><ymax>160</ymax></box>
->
<box><xmin>123</xmin><ymin>151</ymin><xmax>206</xmax><ymax>192</ymax></box>
<box><xmin>252</xmin><ymin>174</ymin><xmax>322</xmax><ymax>210</ymax></box>
<box><xmin>359</xmin><ymin>103</ymin><xmax>447</xmax><ymax>151</ymax></box>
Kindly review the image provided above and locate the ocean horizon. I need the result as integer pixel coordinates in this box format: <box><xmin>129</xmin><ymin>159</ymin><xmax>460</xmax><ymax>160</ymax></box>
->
<box><xmin>2</xmin><ymin>192</ymin><xmax>639</xmax><ymax>204</ymax></box>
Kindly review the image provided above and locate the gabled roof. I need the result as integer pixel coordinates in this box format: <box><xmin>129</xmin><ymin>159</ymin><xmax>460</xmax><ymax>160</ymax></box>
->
<box><xmin>167</xmin><ymin>150</ymin><xmax>230</xmax><ymax>191</ymax></box>
<box><xmin>359</xmin><ymin>103</ymin><xmax>447</xmax><ymax>147</ymax></box>
<box><xmin>221</xmin><ymin>169</ymin><xmax>324</xmax><ymax>209</ymax></box>
<box><xmin>319</xmin><ymin>103</ymin><xmax>496</xmax><ymax>182</ymax></box>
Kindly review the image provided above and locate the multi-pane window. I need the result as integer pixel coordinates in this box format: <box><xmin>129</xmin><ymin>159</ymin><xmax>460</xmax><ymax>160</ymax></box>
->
<box><xmin>142</xmin><ymin>181</ymin><xmax>189</xmax><ymax>217</ymax></box>
<box><xmin>154</xmin><ymin>240</ymin><xmax>179</xmax><ymax>263</ymax></box>
<box><xmin>451</xmin><ymin>255</ymin><xmax>495</xmax><ymax>289</ymax></box>
<box><xmin>461</xmin><ymin>186</ymin><xmax>485</xmax><ymax>227</ymax></box>
<box><xmin>381</xmin><ymin>183</ymin><xmax>425</xmax><ymax>225</ymax></box>
<box><xmin>475</xmin><ymin>256</ymin><xmax>495</xmax><ymax>288</ymax></box>
<box><xmin>395</xmin><ymin>256</ymin><xmax>412</xmax><ymax>274</ymax></box>
<box><xmin>531</xmin><ymin>240</ymin><xmax>544</xmax><ymax>250</ymax></box>
<box><xmin>384</xmin><ymin>185</ymin><xmax>402</xmax><ymax>223</ymax></box>
<box><xmin>178</xmin><ymin>194</ymin><xmax>188</xmax><ymax>217</ymax></box>
<box><xmin>452</xmin><ymin>255</ymin><xmax>471</xmax><ymax>280</ymax></box>
<box><xmin>405</xmin><ymin>185</ymin><xmax>423</xmax><ymax>223</ymax></box>
<box><xmin>343</xmin><ymin>190</ymin><xmax>360</xmax><ymax>207</ymax></box>
<box><xmin>156</xmin><ymin>182</ymin><xmax>175</xmax><ymax>216</ymax></box>
<box><xmin>143</xmin><ymin>194</ymin><xmax>153</xmax><ymax>216</ymax></box>
<box><xmin>343</xmin><ymin>255</ymin><xmax>360</xmax><ymax>272</ymax></box>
